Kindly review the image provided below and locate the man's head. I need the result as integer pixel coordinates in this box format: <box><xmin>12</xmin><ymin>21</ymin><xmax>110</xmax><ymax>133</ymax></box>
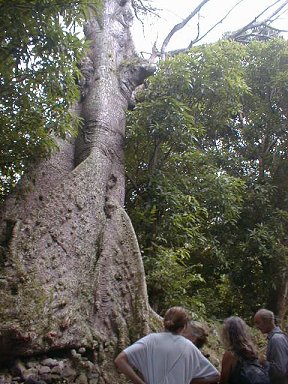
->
<box><xmin>254</xmin><ymin>308</ymin><xmax>275</xmax><ymax>334</ymax></box>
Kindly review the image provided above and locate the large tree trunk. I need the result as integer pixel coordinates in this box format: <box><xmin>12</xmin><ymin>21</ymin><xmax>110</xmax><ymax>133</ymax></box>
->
<box><xmin>0</xmin><ymin>0</ymin><xmax>158</xmax><ymax>381</ymax></box>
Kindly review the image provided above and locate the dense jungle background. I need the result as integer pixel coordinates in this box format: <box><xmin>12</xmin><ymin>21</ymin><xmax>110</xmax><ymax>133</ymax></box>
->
<box><xmin>0</xmin><ymin>0</ymin><xmax>288</xmax><ymax>382</ymax></box>
<box><xmin>126</xmin><ymin>37</ymin><xmax>288</xmax><ymax>322</ymax></box>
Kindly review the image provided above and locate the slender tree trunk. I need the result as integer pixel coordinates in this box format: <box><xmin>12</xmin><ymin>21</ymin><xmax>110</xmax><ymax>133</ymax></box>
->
<box><xmin>0</xmin><ymin>0</ymin><xmax>157</xmax><ymax>381</ymax></box>
<box><xmin>275</xmin><ymin>281</ymin><xmax>288</xmax><ymax>328</ymax></box>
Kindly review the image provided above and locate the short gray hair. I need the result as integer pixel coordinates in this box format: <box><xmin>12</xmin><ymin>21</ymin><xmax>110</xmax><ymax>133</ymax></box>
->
<box><xmin>255</xmin><ymin>308</ymin><xmax>275</xmax><ymax>323</ymax></box>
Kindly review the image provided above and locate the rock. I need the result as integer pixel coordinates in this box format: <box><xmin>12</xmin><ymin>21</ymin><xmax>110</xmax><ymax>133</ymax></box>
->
<box><xmin>87</xmin><ymin>372</ymin><xmax>98</xmax><ymax>381</ymax></box>
<box><xmin>71</xmin><ymin>349</ymin><xmax>81</xmax><ymax>360</ymax></box>
<box><xmin>11</xmin><ymin>360</ymin><xmax>26</xmax><ymax>377</ymax></box>
<box><xmin>41</xmin><ymin>358</ymin><xmax>58</xmax><ymax>368</ymax></box>
<box><xmin>40</xmin><ymin>373</ymin><xmax>52</xmax><ymax>383</ymax></box>
<box><xmin>75</xmin><ymin>373</ymin><xmax>88</xmax><ymax>384</ymax></box>
<box><xmin>89</xmin><ymin>379</ymin><xmax>98</xmax><ymax>384</ymax></box>
<box><xmin>26</xmin><ymin>362</ymin><xmax>37</xmax><ymax>369</ymax></box>
<box><xmin>38</xmin><ymin>366</ymin><xmax>51</xmax><ymax>375</ymax></box>
<box><xmin>87</xmin><ymin>364</ymin><xmax>98</xmax><ymax>377</ymax></box>
<box><xmin>22</xmin><ymin>367</ymin><xmax>38</xmax><ymax>381</ymax></box>
<box><xmin>24</xmin><ymin>377</ymin><xmax>45</xmax><ymax>384</ymax></box>
<box><xmin>0</xmin><ymin>374</ymin><xmax>12</xmax><ymax>384</ymax></box>
<box><xmin>62</xmin><ymin>365</ymin><xmax>76</xmax><ymax>379</ymax></box>
<box><xmin>51</xmin><ymin>365</ymin><xmax>62</xmax><ymax>375</ymax></box>
<box><xmin>11</xmin><ymin>377</ymin><xmax>21</xmax><ymax>382</ymax></box>
<box><xmin>81</xmin><ymin>361</ymin><xmax>94</xmax><ymax>370</ymax></box>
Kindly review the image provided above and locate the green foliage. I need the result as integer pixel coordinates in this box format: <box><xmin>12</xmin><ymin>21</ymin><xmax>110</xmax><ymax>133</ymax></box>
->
<box><xmin>126</xmin><ymin>39</ymin><xmax>288</xmax><ymax>320</ymax></box>
<box><xmin>0</xmin><ymin>0</ymin><xmax>101</xmax><ymax>199</ymax></box>
<box><xmin>144</xmin><ymin>246</ymin><xmax>205</xmax><ymax>316</ymax></box>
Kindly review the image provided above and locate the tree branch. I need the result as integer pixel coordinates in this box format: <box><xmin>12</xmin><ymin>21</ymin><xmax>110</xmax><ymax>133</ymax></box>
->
<box><xmin>228</xmin><ymin>0</ymin><xmax>288</xmax><ymax>40</ymax></box>
<box><xmin>164</xmin><ymin>0</ymin><xmax>288</xmax><ymax>57</ymax></box>
<box><xmin>131</xmin><ymin>0</ymin><xmax>159</xmax><ymax>23</ymax></box>
<box><xmin>160</xmin><ymin>0</ymin><xmax>212</xmax><ymax>58</ymax></box>
<box><xmin>165</xmin><ymin>0</ymin><xmax>245</xmax><ymax>56</ymax></box>
<box><xmin>188</xmin><ymin>0</ymin><xmax>245</xmax><ymax>48</ymax></box>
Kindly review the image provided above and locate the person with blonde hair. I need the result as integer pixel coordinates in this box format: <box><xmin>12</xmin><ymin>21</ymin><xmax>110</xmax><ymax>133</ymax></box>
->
<box><xmin>115</xmin><ymin>306</ymin><xmax>219</xmax><ymax>384</ymax></box>
<box><xmin>220</xmin><ymin>316</ymin><xmax>270</xmax><ymax>384</ymax></box>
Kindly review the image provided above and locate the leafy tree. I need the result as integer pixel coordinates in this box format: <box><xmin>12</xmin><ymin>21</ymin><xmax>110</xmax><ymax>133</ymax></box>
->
<box><xmin>0</xmin><ymin>0</ymin><xmax>94</xmax><ymax>198</ymax></box>
<box><xmin>1</xmin><ymin>0</ymin><xmax>288</xmax><ymax>379</ymax></box>
<box><xmin>125</xmin><ymin>41</ymin><xmax>249</xmax><ymax>315</ymax></box>
<box><xmin>125</xmin><ymin>39</ymin><xmax>288</xmax><ymax>321</ymax></box>
<box><xmin>217</xmin><ymin>39</ymin><xmax>288</xmax><ymax>319</ymax></box>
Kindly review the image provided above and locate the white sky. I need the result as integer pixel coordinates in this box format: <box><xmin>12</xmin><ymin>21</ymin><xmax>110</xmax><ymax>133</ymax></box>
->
<box><xmin>132</xmin><ymin>0</ymin><xmax>288</xmax><ymax>55</ymax></box>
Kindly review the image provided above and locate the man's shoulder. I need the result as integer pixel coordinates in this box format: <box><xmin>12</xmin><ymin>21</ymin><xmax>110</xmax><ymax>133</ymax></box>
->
<box><xmin>269</xmin><ymin>327</ymin><xmax>286</xmax><ymax>337</ymax></box>
<box><xmin>140</xmin><ymin>332</ymin><xmax>177</xmax><ymax>344</ymax></box>
<box><xmin>139</xmin><ymin>332</ymin><xmax>158</xmax><ymax>342</ymax></box>
<box><xmin>268</xmin><ymin>327</ymin><xmax>288</xmax><ymax>345</ymax></box>
<box><xmin>125</xmin><ymin>332</ymin><xmax>157</xmax><ymax>347</ymax></box>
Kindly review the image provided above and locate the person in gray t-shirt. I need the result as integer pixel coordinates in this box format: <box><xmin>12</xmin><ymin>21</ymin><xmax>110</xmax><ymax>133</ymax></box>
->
<box><xmin>114</xmin><ymin>306</ymin><xmax>219</xmax><ymax>384</ymax></box>
<box><xmin>254</xmin><ymin>308</ymin><xmax>288</xmax><ymax>384</ymax></box>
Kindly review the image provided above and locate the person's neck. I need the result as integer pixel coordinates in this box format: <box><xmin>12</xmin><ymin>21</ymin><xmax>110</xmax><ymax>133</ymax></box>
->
<box><xmin>268</xmin><ymin>324</ymin><xmax>277</xmax><ymax>333</ymax></box>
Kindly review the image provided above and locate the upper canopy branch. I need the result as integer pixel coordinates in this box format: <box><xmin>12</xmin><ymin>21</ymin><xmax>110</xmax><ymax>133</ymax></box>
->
<box><xmin>187</xmin><ymin>0</ymin><xmax>245</xmax><ymax>49</ymax></box>
<box><xmin>227</xmin><ymin>0</ymin><xmax>288</xmax><ymax>41</ymax></box>
<box><xmin>160</xmin><ymin>0</ymin><xmax>211</xmax><ymax>58</ymax></box>
<box><xmin>158</xmin><ymin>0</ymin><xmax>288</xmax><ymax>59</ymax></box>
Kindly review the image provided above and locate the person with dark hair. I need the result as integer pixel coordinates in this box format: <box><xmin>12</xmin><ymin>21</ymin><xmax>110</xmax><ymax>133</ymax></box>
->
<box><xmin>182</xmin><ymin>320</ymin><xmax>209</xmax><ymax>349</ymax></box>
<box><xmin>220</xmin><ymin>316</ymin><xmax>270</xmax><ymax>384</ymax></box>
<box><xmin>114</xmin><ymin>306</ymin><xmax>220</xmax><ymax>384</ymax></box>
<box><xmin>182</xmin><ymin>320</ymin><xmax>211</xmax><ymax>361</ymax></box>
<box><xmin>254</xmin><ymin>308</ymin><xmax>288</xmax><ymax>384</ymax></box>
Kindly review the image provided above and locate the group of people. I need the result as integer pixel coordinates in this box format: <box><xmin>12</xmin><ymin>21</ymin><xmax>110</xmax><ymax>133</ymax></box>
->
<box><xmin>114</xmin><ymin>307</ymin><xmax>288</xmax><ymax>384</ymax></box>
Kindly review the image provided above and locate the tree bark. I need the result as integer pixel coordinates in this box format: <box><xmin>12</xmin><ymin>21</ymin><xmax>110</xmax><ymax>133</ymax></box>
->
<box><xmin>0</xmin><ymin>0</ymin><xmax>158</xmax><ymax>381</ymax></box>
